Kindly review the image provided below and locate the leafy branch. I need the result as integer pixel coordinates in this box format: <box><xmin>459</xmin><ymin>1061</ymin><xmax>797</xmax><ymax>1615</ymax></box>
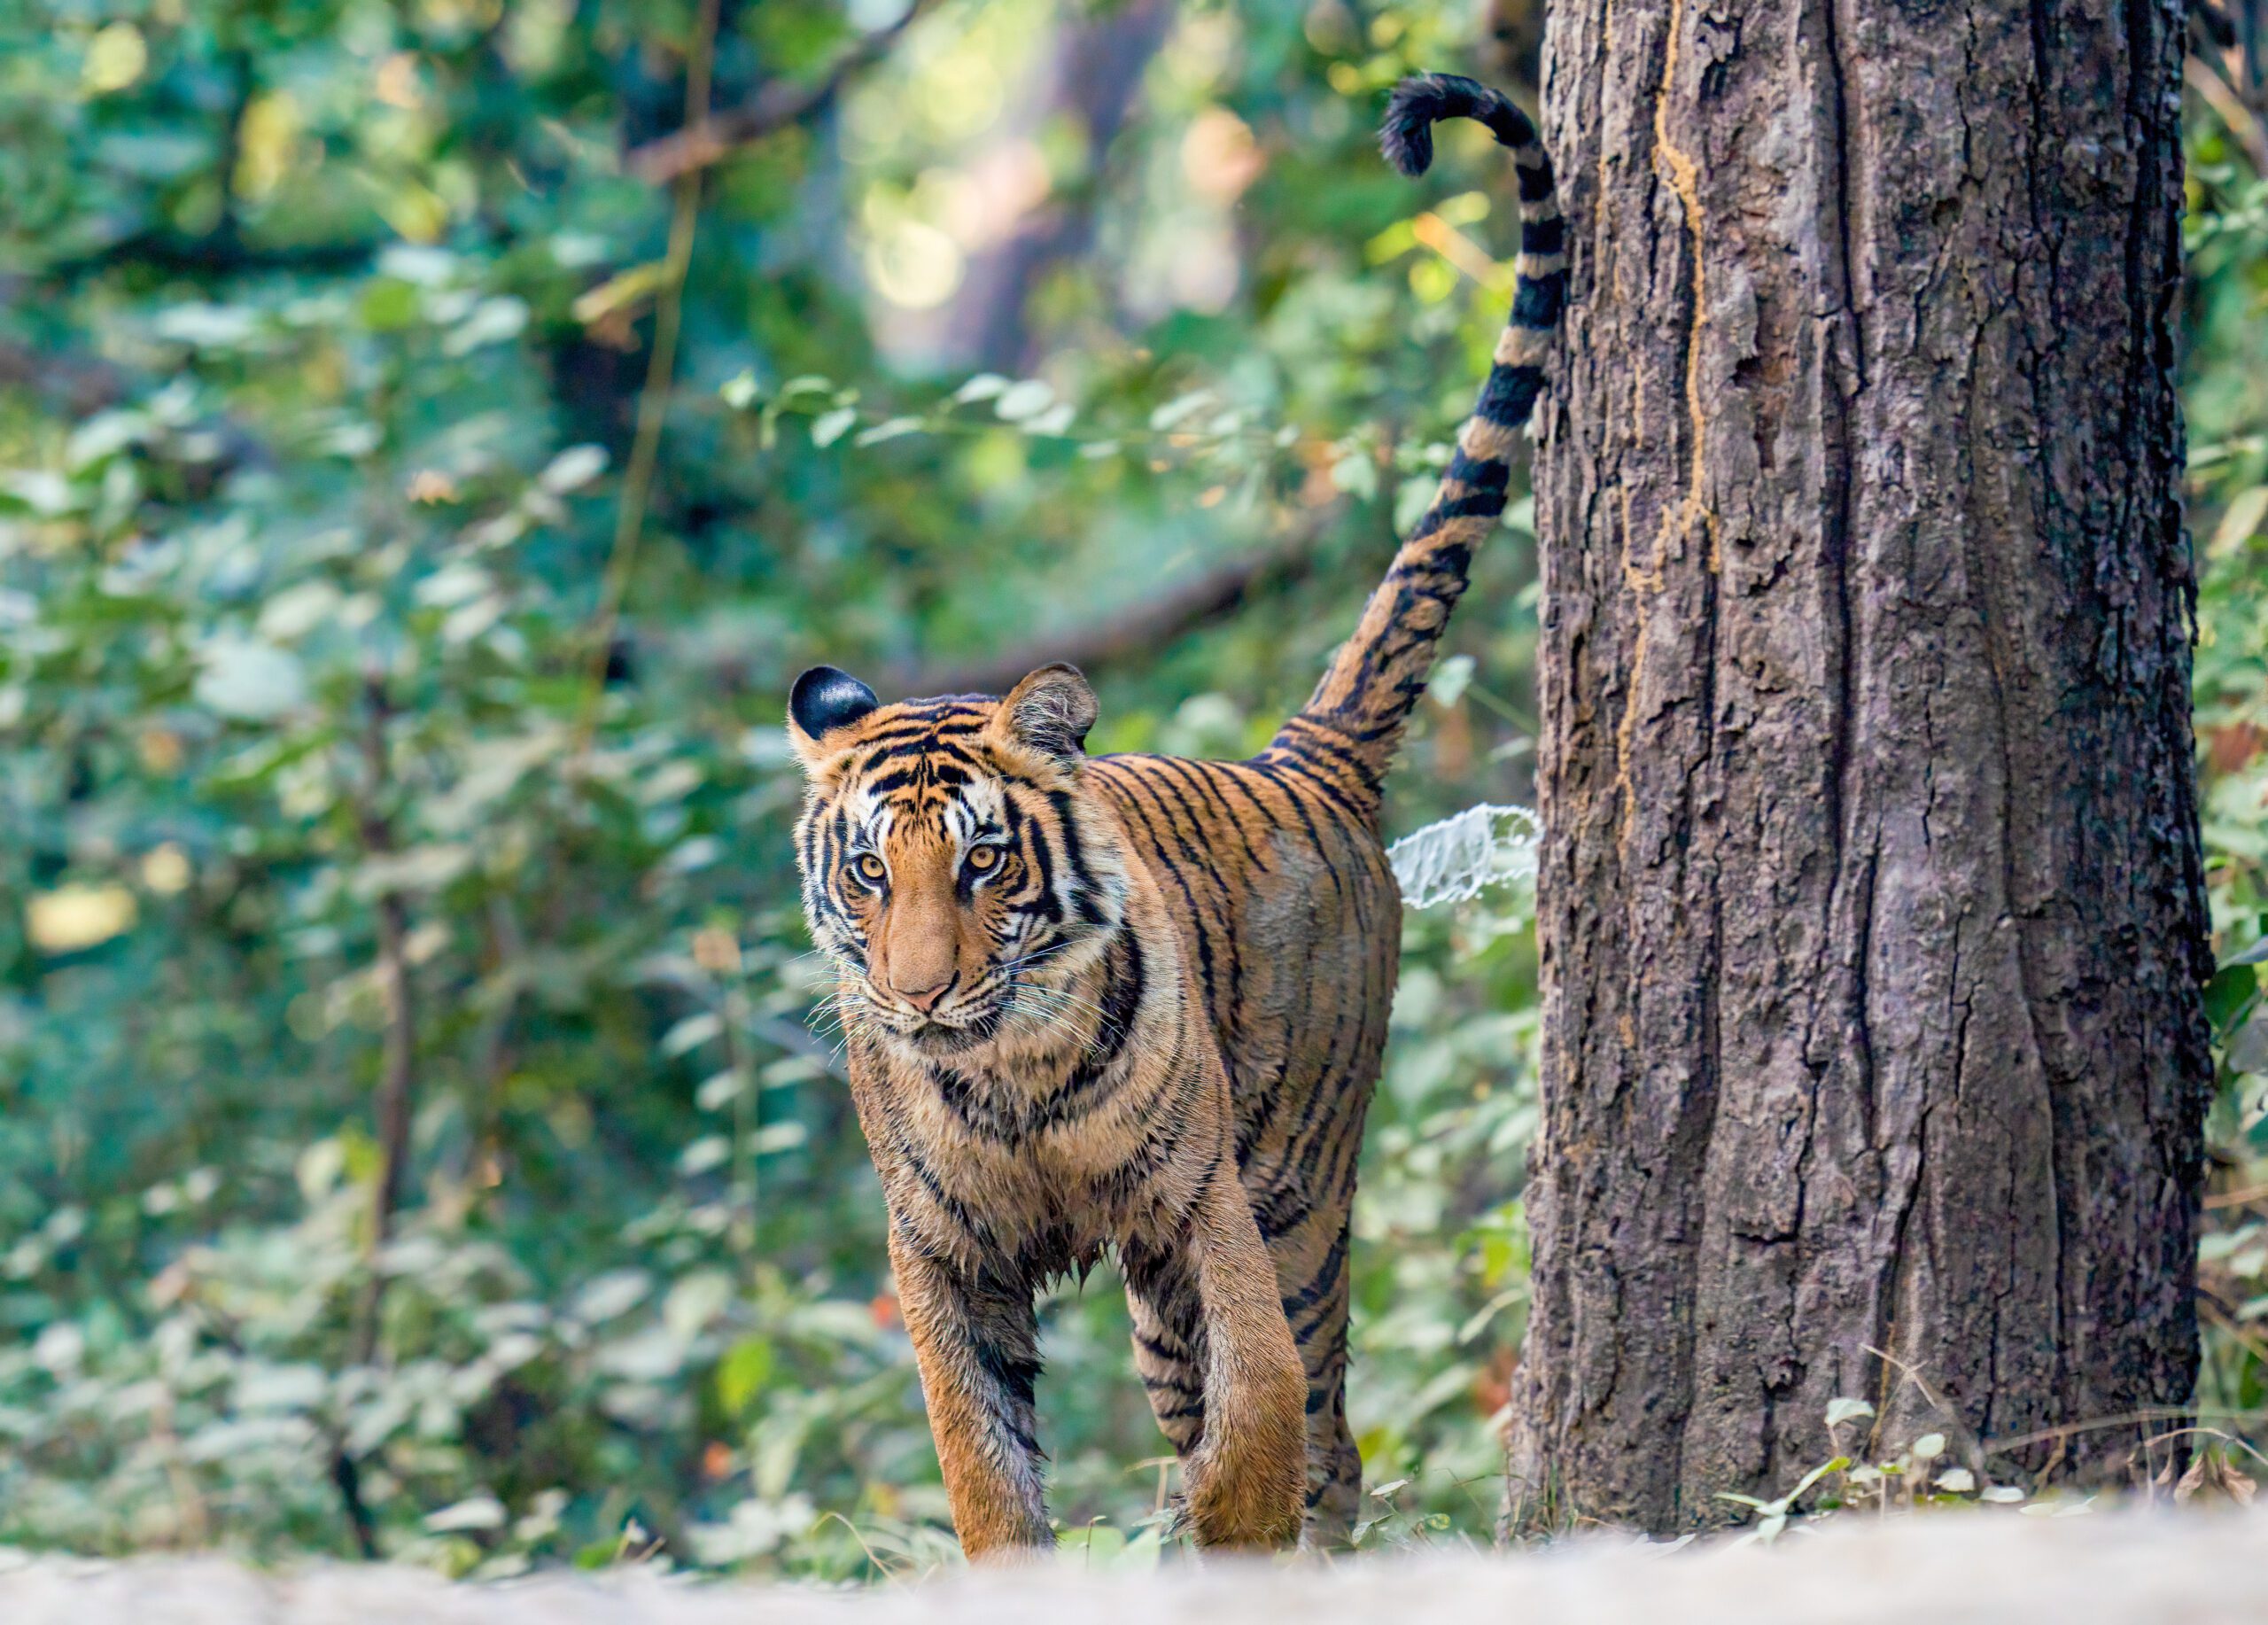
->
<box><xmin>625</xmin><ymin>0</ymin><xmax>942</xmax><ymax>185</ymax></box>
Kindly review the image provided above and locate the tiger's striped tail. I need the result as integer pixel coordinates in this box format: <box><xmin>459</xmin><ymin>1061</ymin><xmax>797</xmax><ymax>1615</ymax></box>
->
<box><xmin>1275</xmin><ymin>74</ymin><xmax>1563</xmax><ymax>795</ymax></box>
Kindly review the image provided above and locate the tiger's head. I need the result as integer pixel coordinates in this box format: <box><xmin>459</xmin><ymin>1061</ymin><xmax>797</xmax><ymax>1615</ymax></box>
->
<box><xmin>787</xmin><ymin>662</ymin><xmax>1129</xmax><ymax>1054</ymax></box>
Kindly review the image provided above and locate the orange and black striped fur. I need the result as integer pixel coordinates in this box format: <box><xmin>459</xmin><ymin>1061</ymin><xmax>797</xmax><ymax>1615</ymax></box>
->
<box><xmin>786</xmin><ymin>74</ymin><xmax>1562</xmax><ymax>1559</ymax></box>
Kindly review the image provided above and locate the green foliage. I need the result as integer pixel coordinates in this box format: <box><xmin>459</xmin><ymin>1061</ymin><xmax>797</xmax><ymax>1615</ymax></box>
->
<box><xmin>2191</xmin><ymin>112</ymin><xmax>2268</xmax><ymax>1442</ymax></box>
<box><xmin>0</xmin><ymin>0</ymin><xmax>2261</xmax><ymax>1580</ymax></box>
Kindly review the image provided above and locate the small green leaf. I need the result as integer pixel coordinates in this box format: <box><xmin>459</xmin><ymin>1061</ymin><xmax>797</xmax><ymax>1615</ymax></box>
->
<box><xmin>994</xmin><ymin>379</ymin><xmax>1055</xmax><ymax>422</ymax></box>
<box><xmin>2209</xmin><ymin>483</ymin><xmax>2268</xmax><ymax>557</ymax></box>
<box><xmin>811</xmin><ymin>408</ymin><xmax>858</xmax><ymax>447</ymax></box>
<box><xmin>2205</xmin><ymin>965</ymin><xmax>2259</xmax><ymax>1035</ymax></box>
<box><xmin>1330</xmin><ymin>448</ymin><xmax>1378</xmax><ymax>501</ymax></box>
<box><xmin>1148</xmin><ymin>390</ymin><xmax>1215</xmax><ymax>431</ymax></box>
<box><xmin>1786</xmin><ymin>1455</ymin><xmax>1851</xmax><ymax>1502</ymax></box>
<box><xmin>540</xmin><ymin>444</ymin><xmax>609</xmax><ymax>493</ymax></box>
<box><xmin>753</xmin><ymin>1121</ymin><xmax>806</xmax><ymax>1153</ymax></box>
<box><xmin>425</xmin><ymin>1494</ymin><xmax>506</xmax><ymax>1532</ymax></box>
<box><xmin>571</xmin><ymin>260</ymin><xmax>670</xmax><ymax>324</ymax></box>
<box><xmin>678</xmin><ymin>1135</ymin><xmax>729</xmax><ymax>1175</ymax></box>
<box><xmin>716</xmin><ymin>1335</ymin><xmax>774</xmax><ymax>1414</ymax></box>
<box><xmin>853</xmin><ymin>416</ymin><xmax>922</xmax><ymax>447</ymax></box>
<box><xmin>662</xmin><ymin>1013</ymin><xmax>722</xmax><ymax>1056</ymax></box>
<box><xmin>695</xmin><ymin>1069</ymin><xmax>742</xmax><ymax>1111</ymax></box>
<box><xmin>1429</xmin><ymin>654</ymin><xmax>1476</xmax><ymax>709</ymax></box>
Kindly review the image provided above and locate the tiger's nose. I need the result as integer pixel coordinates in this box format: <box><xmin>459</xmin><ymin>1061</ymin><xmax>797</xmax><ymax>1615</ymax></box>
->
<box><xmin>897</xmin><ymin>972</ymin><xmax>957</xmax><ymax>1013</ymax></box>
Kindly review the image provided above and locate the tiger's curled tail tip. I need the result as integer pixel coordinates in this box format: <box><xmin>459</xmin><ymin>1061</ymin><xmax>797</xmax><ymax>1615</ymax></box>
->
<box><xmin>1379</xmin><ymin>74</ymin><xmax>1454</xmax><ymax>177</ymax></box>
<box><xmin>1379</xmin><ymin>72</ymin><xmax>1501</xmax><ymax>177</ymax></box>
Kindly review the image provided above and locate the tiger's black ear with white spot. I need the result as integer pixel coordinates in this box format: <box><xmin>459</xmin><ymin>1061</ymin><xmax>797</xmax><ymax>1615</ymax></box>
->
<box><xmin>788</xmin><ymin>665</ymin><xmax>880</xmax><ymax>769</ymax></box>
<box><xmin>990</xmin><ymin>663</ymin><xmax>1098</xmax><ymax>770</ymax></box>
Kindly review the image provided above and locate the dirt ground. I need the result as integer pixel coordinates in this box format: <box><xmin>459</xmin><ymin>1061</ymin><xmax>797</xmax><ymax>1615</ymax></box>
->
<box><xmin>5</xmin><ymin>1505</ymin><xmax>2266</xmax><ymax>1625</ymax></box>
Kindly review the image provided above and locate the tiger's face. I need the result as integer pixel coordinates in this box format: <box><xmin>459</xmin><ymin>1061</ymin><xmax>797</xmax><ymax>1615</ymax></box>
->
<box><xmin>788</xmin><ymin>663</ymin><xmax>1128</xmax><ymax>1054</ymax></box>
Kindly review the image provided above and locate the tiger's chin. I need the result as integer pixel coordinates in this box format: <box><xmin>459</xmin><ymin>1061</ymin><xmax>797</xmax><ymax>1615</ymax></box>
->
<box><xmin>877</xmin><ymin>999</ymin><xmax>1010</xmax><ymax>1054</ymax></box>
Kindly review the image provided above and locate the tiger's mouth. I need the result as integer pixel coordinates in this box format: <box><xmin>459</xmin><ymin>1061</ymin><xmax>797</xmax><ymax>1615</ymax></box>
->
<box><xmin>874</xmin><ymin>990</ymin><xmax>1008</xmax><ymax>1051</ymax></box>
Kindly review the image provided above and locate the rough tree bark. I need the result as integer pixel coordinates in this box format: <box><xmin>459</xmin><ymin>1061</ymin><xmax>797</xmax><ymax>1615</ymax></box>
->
<box><xmin>1507</xmin><ymin>0</ymin><xmax>2213</xmax><ymax>1531</ymax></box>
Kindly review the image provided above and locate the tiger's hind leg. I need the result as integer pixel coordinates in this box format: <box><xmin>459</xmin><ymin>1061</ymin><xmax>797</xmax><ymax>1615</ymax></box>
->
<box><xmin>1244</xmin><ymin>1010</ymin><xmax>1381</xmax><ymax>1544</ymax></box>
<box><xmin>1122</xmin><ymin>1243</ymin><xmax>1208</xmax><ymax>1466</ymax></box>
<box><xmin>1272</xmin><ymin>1204</ymin><xmax>1362</xmax><ymax>1543</ymax></box>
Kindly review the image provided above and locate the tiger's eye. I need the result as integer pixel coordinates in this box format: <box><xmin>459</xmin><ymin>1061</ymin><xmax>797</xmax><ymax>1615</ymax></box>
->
<box><xmin>853</xmin><ymin>853</ymin><xmax>887</xmax><ymax>885</ymax></box>
<box><xmin>967</xmin><ymin>844</ymin><xmax>1001</xmax><ymax>873</ymax></box>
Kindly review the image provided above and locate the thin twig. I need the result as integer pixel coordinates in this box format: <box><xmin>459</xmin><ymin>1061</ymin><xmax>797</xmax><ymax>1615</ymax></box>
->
<box><xmin>460</xmin><ymin>892</ymin><xmax>527</xmax><ymax>1201</ymax></box>
<box><xmin>2203</xmin><ymin>1299</ymin><xmax>2268</xmax><ymax>1373</ymax></box>
<box><xmin>331</xmin><ymin>670</ymin><xmax>419</xmax><ymax>1560</ymax></box>
<box><xmin>1860</xmin><ymin>1341</ymin><xmax>1986</xmax><ymax>1473</ymax></box>
<box><xmin>816</xmin><ymin>1510</ymin><xmax>902</xmax><ymax>1585</ymax></box>
<box><xmin>2139</xmin><ymin>1423</ymin><xmax>2268</xmax><ymax>1473</ymax></box>
<box><xmin>575</xmin><ymin>0</ymin><xmax>724</xmax><ymax>752</ymax></box>
<box><xmin>1978</xmin><ymin>1407</ymin><xmax>2259</xmax><ymax>1456</ymax></box>
<box><xmin>353</xmin><ymin>671</ymin><xmax>418</xmax><ymax>1360</ymax></box>
<box><xmin>624</xmin><ymin>0</ymin><xmax>939</xmax><ymax>185</ymax></box>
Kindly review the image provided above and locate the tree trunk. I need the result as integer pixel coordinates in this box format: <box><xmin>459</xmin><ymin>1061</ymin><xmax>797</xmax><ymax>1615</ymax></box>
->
<box><xmin>936</xmin><ymin>0</ymin><xmax>1177</xmax><ymax>371</ymax></box>
<box><xmin>1508</xmin><ymin>0</ymin><xmax>2212</xmax><ymax>1532</ymax></box>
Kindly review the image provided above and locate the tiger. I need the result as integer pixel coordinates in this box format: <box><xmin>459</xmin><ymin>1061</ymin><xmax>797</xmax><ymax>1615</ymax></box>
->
<box><xmin>785</xmin><ymin>73</ymin><xmax>1564</xmax><ymax>1559</ymax></box>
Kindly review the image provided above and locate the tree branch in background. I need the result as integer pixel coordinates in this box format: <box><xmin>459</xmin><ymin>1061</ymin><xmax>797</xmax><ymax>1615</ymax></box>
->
<box><xmin>2190</xmin><ymin>0</ymin><xmax>2268</xmax><ymax>172</ymax></box>
<box><xmin>334</xmin><ymin>671</ymin><xmax>418</xmax><ymax>1559</ymax></box>
<box><xmin>2194</xmin><ymin>0</ymin><xmax>2264</xmax><ymax>97</ymax></box>
<box><xmin>355</xmin><ymin>688</ymin><xmax>418</xmax><ymax>1328</ymax></box>
<box><xmin>458</xmin><ymin>894</ymin><xmax>527</xmax><ymax>1204</ymax></box>
<box><xmin>576</xmin><ymin>0</ymin><xmax>724</xmax><ymax>750</ymax></box>
<box><xmin>948</xmin><ymin>0</ymin><xmax>1176</xmax><ymax>370</ymax></box>
<box><xmin>42</xmin><ymin>234</ymin><xmax>384</xmax><ymax>284</ymax></box>
<box><xmin>625</xmin><ymin>0</ymin><xmax>939</xmax><ymax>185</ymax></box>
<box><xmin>2189</xmin><ymin>54</ymin><xmax>2268</xmax><ymax>175</ymax></box>
<box><xmin>884</xmin><ymin>522</ymin><xmax>1328</xmax><ymax>699</ymax></box>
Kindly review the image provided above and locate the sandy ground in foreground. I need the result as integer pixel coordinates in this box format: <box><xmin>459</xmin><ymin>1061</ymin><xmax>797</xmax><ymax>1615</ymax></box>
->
<box><xmin>4</xmin><ymin>1506</ymin><xmax>2265</xmax><ymax>1624</ymax></box>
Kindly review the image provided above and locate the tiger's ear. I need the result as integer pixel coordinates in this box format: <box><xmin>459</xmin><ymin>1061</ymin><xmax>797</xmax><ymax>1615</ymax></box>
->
<box><xmin>988</xmin><ymin>663</ymin><xmax>1098</xmax><ymax>770</ymax></box>
<box><xmin>788</xmin><ymin>665</ymin><xmax>881</xmax><ymax>771</ymax></box>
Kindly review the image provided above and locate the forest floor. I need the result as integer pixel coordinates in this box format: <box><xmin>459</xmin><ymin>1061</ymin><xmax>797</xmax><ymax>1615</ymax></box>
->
<box><xmin>4</xmin><ymin>1504</ymin><xmax>2264</xmax><ymax>1624</ymax></box>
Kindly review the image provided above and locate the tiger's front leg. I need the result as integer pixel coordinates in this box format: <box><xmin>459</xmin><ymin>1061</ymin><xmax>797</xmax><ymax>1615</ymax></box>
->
<box><xmin>1133</xmin><ymin>1151</ymin><xmax>1307</xmax><ymax>1551</ymax></box>
<box><xmin>886</xmin><ymin>1224</ymin><xmax>1052</xmax><ymax>1560</ymax></box>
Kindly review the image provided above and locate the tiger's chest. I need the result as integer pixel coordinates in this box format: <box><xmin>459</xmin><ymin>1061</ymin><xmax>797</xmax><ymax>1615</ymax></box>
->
<box><xmin>854</xmin><ymin>1040</ymin><xmax>1208</xmax><ymax>1274</ymax></box>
